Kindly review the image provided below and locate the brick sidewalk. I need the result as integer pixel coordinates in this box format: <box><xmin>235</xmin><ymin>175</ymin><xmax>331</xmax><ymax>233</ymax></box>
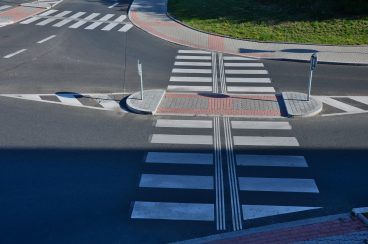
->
<box><xmin>0</xmin><ymin>6</ymin><xmax>44</xmax><ymax>24</ymax></box>
<box><xmin>156</xmin><ymin>93</ymin><xmax>284</xmax><ymax>117</ymax></box>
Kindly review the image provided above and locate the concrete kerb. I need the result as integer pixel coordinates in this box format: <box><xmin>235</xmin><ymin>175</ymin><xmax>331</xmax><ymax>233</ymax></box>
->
<box><xmin>353</xmin><ymin>207</ymin><xmax>368</xmax><ymax>226</ymax></box>
<box><xmin>282</xmin><ymin>92</ymin><xmax>323</xmax><ymax>118</ymax></box>
<box><xmin>126</xmin><ymin>89</ymin><xmax>165</xmax><ymax>114</ymax></box>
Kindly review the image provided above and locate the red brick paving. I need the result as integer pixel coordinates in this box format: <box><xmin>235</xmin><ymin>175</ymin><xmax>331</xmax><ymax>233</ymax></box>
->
<box><xmin>0</xmin><ymin>6</ymin><xmax>44</xmax><ymax>23</ymax></box>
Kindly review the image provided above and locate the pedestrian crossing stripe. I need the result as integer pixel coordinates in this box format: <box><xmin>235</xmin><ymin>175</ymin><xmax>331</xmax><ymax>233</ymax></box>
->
<box><xmin>242</xmin><ymin>205</ymin><xmax>321</xmax><ymax>220</ymax></box>
<box><xmin>20</xmin><ymin>10</ymin><xmax>133</xmax><ymax>32</ymax></box>
<box><xmin>0</xmin><ymin>5</ymin><xmax>12</xmax><ymax>11</ymax></box>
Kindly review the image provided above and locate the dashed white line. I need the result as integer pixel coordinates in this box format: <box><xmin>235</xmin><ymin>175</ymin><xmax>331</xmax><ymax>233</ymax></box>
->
<box><xmin>37</xmin><ymin>35</ymin><xmax>56</xmax><ymax>44</ymax></box>
<box><xmin>108</xmin><ymin>2</ymin><xmax>119</xmax><ymax>8</ymax></box>
<box><xmin>3</xmin><ymin>49</ymin><xmax>27</xmax><ymax>59</ymax></box>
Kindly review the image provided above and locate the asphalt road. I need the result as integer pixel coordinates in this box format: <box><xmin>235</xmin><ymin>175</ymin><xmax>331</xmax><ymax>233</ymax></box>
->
<box><xmin>0</xmin><ymin>0</ymin><xmax>367</xmax><ymax>243</ymax></box>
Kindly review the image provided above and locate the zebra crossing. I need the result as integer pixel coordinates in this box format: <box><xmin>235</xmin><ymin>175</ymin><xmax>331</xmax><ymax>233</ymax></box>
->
<box><xmin>0</xmin><ymin>5</ymin><xmax>12</xmax><ymax>12</ymax></box>
<box><xmin>167</xmin><ymin>49</ymin><xmax>275</xmax><ymax>94</ymax></box>
<box><xmin>19</xmin><ymin>9</ymin><xmax>133</xmax><ymax>32</ymax></box>
<box><xmin>131</xmin><ymin>117</ymin><xmax>321</xmax><ymax>231</ymax></box>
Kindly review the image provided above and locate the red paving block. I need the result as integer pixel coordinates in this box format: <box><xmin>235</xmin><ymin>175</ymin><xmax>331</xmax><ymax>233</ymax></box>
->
<box><xmin>0</xmin><ymin>6</ymin><xmax>44</xmax><ymax>23</ymax></box>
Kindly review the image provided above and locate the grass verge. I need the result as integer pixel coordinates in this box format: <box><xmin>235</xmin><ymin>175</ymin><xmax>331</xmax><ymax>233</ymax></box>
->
<box><xmin>168</xmin><ymin>0</ymin><xmax>368</xmax><ymax>45</ymax></box>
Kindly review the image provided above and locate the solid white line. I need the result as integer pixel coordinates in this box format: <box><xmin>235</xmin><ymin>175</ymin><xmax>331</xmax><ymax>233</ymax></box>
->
<box><xmin>174</xmin><ymin>62</ymin><xmax>212</xmax><ymax>66</ymax></box>
<box><xmin>36</xmin><ymin>10</ymin><xmax>71</xmax><ymax>26</ymax></box>
<box><xmin>108</xmin><ymin>2</ymin><xmax>119</xmax><ymax>8</ymax></box>
<box><xmin>56</xmin><ymin>94</ymin><xmax>83</xmax><ymax>106</ymax></box>
<box><xmin>238</xmin><ymin>177</ymin><xmax>319</xmax><ymax>193</ymax></box>
<box><xmin>151</xmin><ymin>134</ymin><xmax>213</xmax><ymax>145</ymax></box>
<box><xmin>226</xmin><ymin>78</ymin><xmax>271</xmax><ymax>83</ymax></box>
<box><xmin>317</xmin><ymin>96</ymin><xmax>364</xmax><ymax>112</ymax></box>
<box><xmin>176</xmin><ymin>55</ymin><xmax>212</xmax><ymax>60</ymax></box>
<box><xmin>131</xmin><ymin>201</ymin><xmax>214</xmax><ymax>221</ymax></box>
<box><xmin>118</xmin><ymin>23</ymin><xmax>133</xmax><ymax>32</ymax></box>
<box><xmin>167</xmin><ymin>85</ymin><xmax>212</xmax><ymax>92</ymax></box>
<box><xmin>234</xmin><ymin>136</ymin><xmax>299</xmax><ymax>147</ymax></box>
<box><xmin>155</xmin><ymin>119</ymin><xmax>212</xmax><ymax>128</ymax></box>
<box><xmin>3</xmin><ymin>49</ymin><xmax>27</xmax><ymax>59</ymax></box>
<box><xmin>225</xmin><ymin>70</ymin><xmax>268</xmax><ymax>75</ymax></box>
<box><xmin>224</xmin><ymin>56</ymin><xmax>256</xmax><ymax>61</ymax></box>
<box><xmin>224</xmin><ymin>63</ymin><xmax>264</xmax><ymax>67</ymax></box>
<box><xmin>236</xmin><ymin>155</ymin><xmax>308</xmax><ymax>167</ymax></box>
<box><xmin>102</xmin><ymin>15</ymin><xmax>127</xmax><ymax>31</ymax></box>
<box><xmin>350</xmin><ymin>96</ymin><xmax>368</xmax><ymax>105</ymax></box>
<box><xmin>85</xmin><ymin>14</ymin><xmax>114</xmax><ymax>29</ymax></box>
<box><xmin>242</xmin><ymin>205</ymin><xmax>321</xmax><ymax>220</ymax></box>
<box><xmin>169</xmin><ymin>76</ymin><xmax>212</xmax><ymax>82</ymax></box>
<box><xmin>53</xmin><ymin>12</ymin><xmax>86</xmax><ymax>27</ymax></box>
<box><xmin>172</xmin><ymin>68</ymin><xmax>212</xmax><ymax>74</ymax></box>
<box><xmin>37</xmin><ymin>35</ymin><xmax>56</xmax><ymax>44</ymax></box>
<box><xmin>145</xmin><ymin>152</ymin><xmax>213</xmax><ymax>165</ymax></box>
<box><xmin>178</xmin><ymin>50</ymin><xmax>211</xmax><ymax>54</ymax></box>
<box><xmin>139</xmin><ymin>174</ymin><xmax>213</xmax><ymax>189</ymax></box>
<box><xmin>231</xmin><ymin>121</ymin><xmax>291</xmax><ymax>130</ymax></box>
<box><xmin>0</xmin><ymin>5</ymin><xmax>11</xmax><ymax>11</ymax></box>
<box><xmin>227</xmin><ymin>86</ymin><xmax>275</xmax><ymax>93</ymax></box>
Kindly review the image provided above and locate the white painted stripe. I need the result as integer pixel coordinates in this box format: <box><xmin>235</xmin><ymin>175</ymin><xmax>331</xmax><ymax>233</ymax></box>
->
<box><xmin>236</xmin><ymin>155</ymin><xmax>308</xmax><ymax>167</ymax></box>
<box><xmin>151</xmin><ymin>134</ymin><xmax>213</xmax><ymax>145</ymax></box>
<box><xmin>225</xmin><ymin>63</ymin><xmax>264</xmax><ymax>67</ymax></box>
<box><xmin>102</xmin><ymin>15</ymin><xmax>127</xmax><ymax>31</ymax></box>
<box><xmin>8</xmin><ymin>94</ymin><xmax>42</xmax><ymax>101</ymax></box>
<box><xmin>53</xmin><ymin>12</ymin><xmax>86</xmax><ymax>27</ymax></box>
<box><xmin>225</xmin><ymin>70</ymin><xmax>268</xmax><ymax>75</ymax></box>
<box><xmin>108</xmin><ymin>2</ymin><xmax>119</xmax><ymax>8</ymax></box>
<box><xmin>139</xmin><ymin>174</ymin><xmax>213</xmax><ymax>189</ymax></box>
<box><xmin>118</xmin><ymin>23</ymin><xmax>133</xmax><ymax>32</ymax></box>
<box><xmin>156</xmin><ymin>119</ymin><xmax>212</xmax><ymax>128</ymax></box>
<box><xmin>169</xmin><ymin>76</ymin><xmax>212</xmax><ymax>82</ymax></box>
<box><xmin>172</xmin><ymin>68</ymin><xmax>212</xmax><ymax>74</ymax></box>
<box><xmin>0</xmin><ymin>5</ymin><xmax>12</xmax><ymax>11</ymax></box>
<box><xmin>238</xmin><ymin>177</ymin><xmax>319</xmax><ymax>193</ymax></box>
<box><xmin>3</xmin><ymin>49</ymin><xmax>27</xmax><ymax>59</ymax></box>
<box><xmin>223</xmin><ymin>56</ymin><xmax>256</xmax><ymax>61</ymax></box>
<box><xmin>36</xmin><ymin>10</ymin><xmax>71</xmax><ymax>26</ymax></box>
<box><xmin>112</xmin><ymin>15</ymin><xmax>127</xmax><ymax>22</ymax></box>
<box><xmin>94</xmin><ymin>95</ymin><xmax>120</xmax><ymax>110</ymax></box>
<box><xmin>178</xmin><ymin>50</ymin><xmax>211</xmax><ymax>54</ymax></box>
<box><xmin>56</xmin><ymin>94</ymin><xmax>83</xmax><ymax>106</ymax></box>
<box><xmin>145</xmin><ymin>152</ymin><xmax>213</xmax><ymax>165</ymax></box>
<box><xmin>131</xmin><ymin>201</ymin><xmax>214</xmax><ymax>221</ymax></box>
<box><xmin>242</xmin><ymin>205</ymin><xmax>321</xmax><ymax>220</ymax></box>
<box><xmin>176</xmin><ymin>55</ymin><xmax>211</xmax><ymax>60</ymax></box>
<box><xmin>349</xmin><ymin>96</ymin><xmax>368</xmax><ymax>106</ymax></box>
<box><xmin>234</xmin><ymin>136</ymin><xmax>299</xmax><ymax>147</ymax></box>
<box><xmin>39</xmin><ymin>9</ymin><xmax>58</xmax><ymax>16</ymax></box>
<box><xmin>37</xmin><ymin>35</ymin><xmax>56</xmax><ymax>44</ymax></box>
<box><xmin>226</xmin><ymin>78</ymin><xmax>271</xmax><ymax>83</ymax></box>
<box><xmin>69</xmin><ymin>13</ymin><xmax>100</xmax><ymax>28</ymax></box>
<box><xmin>317</xmin><ymin>96</ymin><xmax>364</xmax><ymax>112</ymax></box>
<box><xmin>84</xmin><ymin>13</ymin><xmax>100</xmax><ymax>20</ymax></box>
<box><xmin>85</xmin><ymin>14</ymin><xmax>114</xmax><ymax>29</ymax></box>
<box><xmin>174</xmin><ymin>62</ymin><xmax>211</xmax><ymax>66</ymax></box>
<box><xmin>231</xmin><ymin>121</ymin><xmax>291</xmax><ymax>130</ymax></box>
<box><xmin>167</xmin><ymin>85</ymin><xmax>212</xmax><ymax>92</ymax></box>
<box><xmin>227</xmin><ymin>86</ymin><xmax>275</xmax><ymax>93</ymax></box>
<box><xmin>20</xmin><ymin>16</ymin><xmax>42</xmax><ymax>24</ymax></box>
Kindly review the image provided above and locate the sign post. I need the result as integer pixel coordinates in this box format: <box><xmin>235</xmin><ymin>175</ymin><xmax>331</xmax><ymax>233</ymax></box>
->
<box><xmin>307</xmin><ymin>53</ymin><xmax>317</xmax><ymax>101</ymax></box>
<box><xmin>138</xmin><ymin>60</ymin><xmax>144</xmax><ymax>100</ymax></box>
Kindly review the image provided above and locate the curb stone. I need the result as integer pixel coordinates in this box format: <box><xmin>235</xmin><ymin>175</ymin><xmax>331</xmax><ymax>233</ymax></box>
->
<box><xmin>126</xmin><ymin>89</ymin><xmax>165</xmax><ymax>114</ymax></box>
<box><xmin>282</xmin><ymin>92</ymin><xmax>323</xmax><ymax>118</ymax></box>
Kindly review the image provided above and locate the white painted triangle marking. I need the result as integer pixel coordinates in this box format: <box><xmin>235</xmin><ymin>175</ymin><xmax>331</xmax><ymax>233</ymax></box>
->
<box><xmin>242</xmin><ymin>205</ymin><xmax>321</xmax><ymax>220</ymax></box>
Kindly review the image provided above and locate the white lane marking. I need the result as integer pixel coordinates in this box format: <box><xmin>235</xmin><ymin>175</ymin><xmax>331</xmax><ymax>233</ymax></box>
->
<box><xmin>0</xmin><ymin>5</ymin><xmax>11</xmax><ymax>11</ymax></box>
<box><xmin>53</xmin><ymin>12</ymin><xmax>86</xmax><ymax>27</ymax></box>
<box><xmin>231</xmin><ymin>121</ymin><xmax>291</xmax><ymax>130</ymax></box>
<box><xmin>224</xmin><ymin>63</ymin><xmax>264</xmax><ymax>67</ymax></box>
<box><xmin>242</xmin><ymin>205</ymin><xmax>321</xmax><ymax>220</ymax></box>
<box><xmin>55</xmin><ymin>94</ymin><xmax>83</xmax><ymax>106</ymax></box>
<box><xmin>37</xmin><ymin>35</ymin><xmax>56</xmax><ymax>44</ymax></box>
<box><xmin>69</xmin><ymin>13</ymin><xmax>100</xmax><ymax>29</ymax></box>
<box><xmin>214</xmin><ymin>117</ymin><xmax>226</xmax><ymax>230</ymax></box>
<box><xmin>150</xmin><ymin>134</ymin><xmax>213</xmax><ymax>145</ymax></box>
<box><xmin>223</xmin><ymin>117</ymin><xmax>242</xmax><ymax>231</ymax></box>
<box><xmin>227</xmin><ymin>86</ymin><xmax>275</xmax><ymax>93</ymax></box>
<box><xmin>139</xmin><ymin>174</ymin><xmax>213</xmax><ymax>189</ymax></box>
<box><xmin>236</xmin><ymin>155</ymin><xmax>308</xmax><ymax>167</ymax></box>
<box><xmin>234</xmin><ymin>136</ymin><xmax>299</xmax><ymax>147</ymax></box>
<box><xmin>178</xmin><ymin>50</ymin><xmax>211</xmax><ymax>54</ymax></box>
<box><xmin>20</xmin><ymin>16</ymin><xmax>42</xmax><ymax>24</ymax></box>
<box><xmin>218</xmin><ymin>53</ymin><xmax>226</xmax><ymax>93</ymax></box>
<box><xmin>108</xmin><ymin>2</ymin><xmax>119</xmax><ymax>8</ymax></box>
<box><xmin>172</xmin><ymin>68</ymin><xmax>212</xmax><ymax>74</ymax></box>
<box><xmin>155</xmin><ymin>119</ymin><xmax>213</xmax><ymax>128</ymax></box>
<box><xmin>226</xmin><ymin>78</ymin><xmax>271</xmax><ymax>83</ymax></box>
<box><xmin>167</xmin><ymin>85</ymin><xmax>212</xmax><ymax>92</ymax></box>
<box><xmin>224</xmin><ymin>56</ymin><xmax>256</xmax><ymax>61</ymax></box>
<box><xmin>39</xmin><ymin>9</ymin><xmax>59</xmax><ymax>16</ymax></box>
<box><xmin>225</xmin><ymin>70</ymin><xmax>268</xmax><ymax>75</ymax></box>
<box><xmin>238</xmin><ymin>177</ymin><xmax>319</xmax><ymax>193</ymax></box>
<box><xmin>170</xmin><ymin>76</ymin><xmax>212</xmax><ymax>82</ymax></box>
<box><xmin>118</xmin><ymin>23</ymin><xmax>133</xmax><ymax>32</ymax></box>
<box><xmin>94</xmin><ymin>95</ymin><xmax>121</xmax><ymax>110</ymax></box>
<box><xmin>212</xmin><ymin>52</ymin><xmax>219</xmax><ymax>93</ymax></box>
<box><xmin>317</xmin><ymin>96</ymin><xmax>364</xmax><ymax>112</ymax></box>
<box><xmin>145</xmin><ymin>152</ymin><xmax>213</xmax><ymax>165</ymax></box>
<box><xmin>1</xmin><ymin>94</ymin><xmax>42</xmax><ymax>101</ymax></box>
<box><xmin>174</xmin><ymin>62</ymin><xmax>211</xmax><ymax>66</ymax></box>
<box><xmin>101</xmin><ymin>15</ymin><xmax>127</xmax><ymax>31</ymax></box>
<box><xmin>176</xmin><ymin>55</ymin><xmax>212</xmax><ymax>60</ymax></box>
<box><xmin>3</xmin><ymin>49</ymin><xmax>27</xmax><ymax>59</ymax></box>
<box><xmin>85</xmin><ymin>14</ymin><xmax>114</xmax><ymax>29</ymax></box>
<box><xmin>350</xmin><ymin>96</ymin><xmax>368</xmax><ymax>105</ymax></box>
<box><xmin>131</xmin><ymin>201</ymin><xmax>214</xmax><ymax>221</ymax></box>
<box><xmin>36</xmin><ymin>10</ymin><xmax>72</xmax><ymax>26</ymax></box>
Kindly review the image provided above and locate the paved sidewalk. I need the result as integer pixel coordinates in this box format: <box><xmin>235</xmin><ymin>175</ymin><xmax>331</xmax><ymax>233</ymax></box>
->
<box><xmin>129</xmin><ymin>0</ymin><xmax>368</xmax><ymax>65</ymax></box>
<box><xmin>177</xmin><ymin>213</ymin><xmax>368</xmax><ymax>244</ymax></box>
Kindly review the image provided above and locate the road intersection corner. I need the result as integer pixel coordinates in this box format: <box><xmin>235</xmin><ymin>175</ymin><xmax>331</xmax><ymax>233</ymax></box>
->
<box><xmin>282</xmin><ymin>92</ymin><xmax>323</xmax><ymax>118</ymax></box>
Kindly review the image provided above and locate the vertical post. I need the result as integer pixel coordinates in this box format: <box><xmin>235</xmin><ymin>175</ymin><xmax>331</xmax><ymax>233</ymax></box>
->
<box><xmin>307</xmin><ymin>53</ymin><xmax>317</xmax><ymax>101</ymax></box>
<box><xmin>138</xmin><ymin>60</ymin><xmax>144</xmax><ymax>100</ymax></box>
<box><xmin>307</xmin><ymin>69</ymin><xmax>313</xmax><ymax>101</ymax></box>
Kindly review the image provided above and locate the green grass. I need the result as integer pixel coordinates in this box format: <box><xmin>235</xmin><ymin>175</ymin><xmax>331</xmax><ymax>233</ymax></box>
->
<box><xmin>168</xmin><ymin>0</ymin><xmax>368</xmax><ymax>45</ymax></box>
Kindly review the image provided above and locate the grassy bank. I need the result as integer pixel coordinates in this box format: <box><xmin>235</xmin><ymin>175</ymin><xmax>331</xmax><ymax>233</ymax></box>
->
<box><xmin>168</xmin><ymin>0</ymin><xmax>368</xmax><ymax>45</ymax></box>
